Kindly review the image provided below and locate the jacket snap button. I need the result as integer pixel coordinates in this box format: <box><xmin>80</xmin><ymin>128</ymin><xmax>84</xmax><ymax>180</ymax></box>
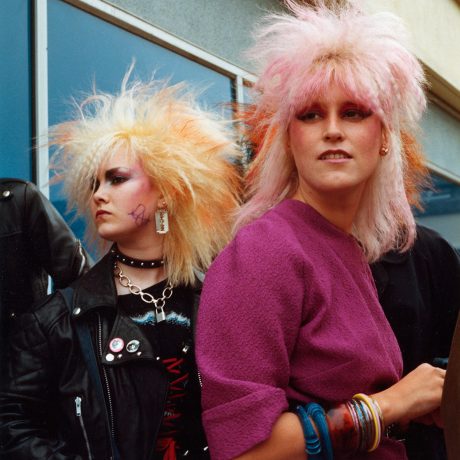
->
<box><xmin>73</xmin><ymin>307</ymin><xmax>81</xmax><ymax>316</ymax></box>
<box><xmin>2</xmin><ymin>190</ymin><xmax>11</xmax><ymax>198</ymax></box>
<box><xmin>126</xmin><ymin>339</ymin><xmax>140</xmax><ymax>353</ymax></box>
<box><xmin>106</xmin><ymin>353</ymin><xmax>115</xmax><ymax>362</ymax></box>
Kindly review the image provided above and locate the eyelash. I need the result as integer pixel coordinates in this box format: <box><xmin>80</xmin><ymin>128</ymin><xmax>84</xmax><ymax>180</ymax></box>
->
<box><xmin>297</xmin><ymin>108</ymin><xmax>372</xmax><ymax>121</ymax></box>
<box><xmin>110</xmin><ymin>176</ymin><xmax>128</xmax><ymax>185</ymax></box>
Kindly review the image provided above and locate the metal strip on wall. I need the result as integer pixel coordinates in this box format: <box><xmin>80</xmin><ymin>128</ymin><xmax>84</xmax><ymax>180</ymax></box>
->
<box><xmin>34</xmin><ymin>0</ymin><xmax>49</xmax><ymax>197</ymax></box>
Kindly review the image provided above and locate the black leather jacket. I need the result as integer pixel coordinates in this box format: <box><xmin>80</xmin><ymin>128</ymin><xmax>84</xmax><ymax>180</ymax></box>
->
<box><xmin>0</xmin><ymin>254</ymin><xmax>208</xmax><ymax>460</ymax></box>
<box><xmin>0</xmin><ymin>178</ymin><xmax>89</xmax><ymax>371</ymax></box>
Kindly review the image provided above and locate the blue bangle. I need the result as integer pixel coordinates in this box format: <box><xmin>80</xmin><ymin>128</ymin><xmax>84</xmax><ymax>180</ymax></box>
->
<box><xmin>305</xmin><ymin>403</ymin><xmax>334</xmax><ymax>460</ymax></box>
<box><xmin>296</xmin><ymin>405</ymin><xmax>323</xmax><ymax>459</ymax></box>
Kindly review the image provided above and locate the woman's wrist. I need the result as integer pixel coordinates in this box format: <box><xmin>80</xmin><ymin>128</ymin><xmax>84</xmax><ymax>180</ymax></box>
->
<box><xmin>296</xmin><ymin>394</ymin><xmax>385</xmax><ymax>457</ymax></box>
<box><xmin>370</xmin><ymin>389</ymin><xmax>400</xmax><ymax>427</ymax></box>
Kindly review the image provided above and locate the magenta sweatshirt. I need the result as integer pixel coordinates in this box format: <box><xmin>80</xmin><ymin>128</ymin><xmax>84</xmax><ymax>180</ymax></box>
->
<box><xmin>197</xmin><ymin>199</ymin><xmax>405</xmax><ymax>460</ymax></box>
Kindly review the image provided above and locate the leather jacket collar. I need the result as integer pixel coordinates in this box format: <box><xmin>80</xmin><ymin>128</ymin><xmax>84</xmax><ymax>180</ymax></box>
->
<box><xmin>72</xmin><ymin>252</ymin><xmax>118</xmax><ymax>316</ymax></box>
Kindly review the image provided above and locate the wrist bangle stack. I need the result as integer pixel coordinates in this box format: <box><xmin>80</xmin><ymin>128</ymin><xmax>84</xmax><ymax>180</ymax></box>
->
<box><xmin>296</xmin><ymin>405</ymin><xmax>323</xmax><ymax>459</ymax></box>
<box><xmin>295</xmin><ymin>394</ymin><xmax>385</xmax><ymax>458</ymax></box>
<box><xmin>352</xmin><ymin>393</ymin><xmax>384</xmax><ymax>452</ymax></box>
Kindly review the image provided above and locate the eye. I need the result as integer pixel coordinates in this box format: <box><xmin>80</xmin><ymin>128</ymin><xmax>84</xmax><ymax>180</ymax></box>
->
<box><xmin>110</xmin><ymin>175</ymin><xmax>128</xmax><ymax>185</ymax></box>
<box><xmin>342</xmin><ymin>107</ymin><xmax>372</xmax><ymax>120</ymax></box>
<box><xmin>297</xmin><ymin>110</ymin><xmax>322</xmax><ymax>122</ymax></box>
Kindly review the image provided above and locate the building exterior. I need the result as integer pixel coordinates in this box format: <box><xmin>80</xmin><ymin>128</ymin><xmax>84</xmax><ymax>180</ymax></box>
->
<box><xmin>1</xmin><ymin>0</ymin><xmax>459</xmax><ymax>248</ymax></box>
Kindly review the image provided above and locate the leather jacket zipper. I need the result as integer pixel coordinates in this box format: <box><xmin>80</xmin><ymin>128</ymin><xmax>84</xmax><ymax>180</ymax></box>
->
<box><xmin>98</xmin><ymin>314</ymin><xmax>116</xmax><ymax>439</ymax></box>
<box><xmin>75</xmin><ymin>396</ymin><xmax>94</xmax><ymax>460</ymax></box>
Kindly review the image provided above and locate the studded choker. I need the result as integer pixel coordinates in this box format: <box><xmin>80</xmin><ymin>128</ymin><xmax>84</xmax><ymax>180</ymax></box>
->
<box><xmin>110</xmin><ymin>244</ymin><xmax>164</xmax><ymax>269</ymax></box>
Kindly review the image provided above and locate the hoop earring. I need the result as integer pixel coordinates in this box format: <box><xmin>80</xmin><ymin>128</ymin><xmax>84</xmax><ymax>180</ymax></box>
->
<box><xmin>380</xmin><ymin>146</ymin><xmax>389</xmax><ymax>156</ymax></box>
<box><xmin>155</xmin><ymin>201</ymin><xmax>169</xmax><ymax>234</ymax></box>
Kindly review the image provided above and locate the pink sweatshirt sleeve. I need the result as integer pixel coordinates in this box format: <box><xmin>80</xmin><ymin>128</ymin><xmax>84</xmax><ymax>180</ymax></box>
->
<box><xmin>196</xmin><ymin>223</ymin><xmax>305</xmax><ymax>460</ymax></box>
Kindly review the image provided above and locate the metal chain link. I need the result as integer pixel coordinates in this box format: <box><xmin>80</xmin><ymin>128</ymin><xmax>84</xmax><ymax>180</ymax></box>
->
<box><xmin>113</xmin><ymin>262</ymin><xmax>173</xmax><ymax>312</ymax></box>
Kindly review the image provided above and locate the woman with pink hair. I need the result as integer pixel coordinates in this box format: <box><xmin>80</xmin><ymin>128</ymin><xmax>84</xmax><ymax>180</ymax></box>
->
<box><xmin>196</xmin><ymin>1</ymin><xmax>444</xmax><ymax>459</ymax></box>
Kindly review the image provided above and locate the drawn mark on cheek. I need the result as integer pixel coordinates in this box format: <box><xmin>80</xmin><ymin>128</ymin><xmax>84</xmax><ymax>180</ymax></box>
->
<box><xmin>128</xmin><ymin>204</ymin><xmax>149</xmax><ymax>226</ymax></box>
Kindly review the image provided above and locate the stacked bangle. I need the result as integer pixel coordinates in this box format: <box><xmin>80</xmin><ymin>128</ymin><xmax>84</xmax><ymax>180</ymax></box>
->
<box><xmin>305</xmin><ymin>403</ymin><xmax>333</xmax><ymax>460</ymax></box>
<box><xmin>352</xmin><ymin>393</ymin><xmax>384</xmax><ymax>452</ymax></box>
<box><xmin>296</xmin><ymin>405</ymin><xmax>323</xmax><ymax>459</ymax></box>
<box><xmin>295</xmin><ymin>394</ymin><xmax>385</xmax><ymax>457</ymax></box>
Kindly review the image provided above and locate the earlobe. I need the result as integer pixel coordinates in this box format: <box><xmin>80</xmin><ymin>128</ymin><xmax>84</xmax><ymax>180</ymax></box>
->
<box><xmin>380</xmin><ymin>130</ymin><xmax>389</xmax><ymax>156</ymax></box>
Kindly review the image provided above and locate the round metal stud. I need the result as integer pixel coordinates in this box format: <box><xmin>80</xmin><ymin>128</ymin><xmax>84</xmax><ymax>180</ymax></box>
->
<box><xmin>117</xmin><ymin>354</ymin><xmax>123</xmax><ymax>359</ymax></box>
<box><xmin>137</xmin><ymin>351</ymin><xmax>142</xmax><ymax>356</ymax></box>
<box><xmin>106</xmin><ymin>353</ymin><xmax>115</xmax><ymax>362</ymax></box>
<box><xmin>126</xmin><ymin>339</ymin><xmax>140</xmax><ymax>353</ymax></box>
<box><xmin>2</xmin><ymin>190</ymin><xmax>11</xmax><ymax>198</ymax></box>
<box><xmin>73</xmin><ymin>307</ymin><xmax>81</xmax><ymax>316</ymax></box>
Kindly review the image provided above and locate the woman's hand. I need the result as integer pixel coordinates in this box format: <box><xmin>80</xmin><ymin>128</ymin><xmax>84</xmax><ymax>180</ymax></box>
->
<box><xmin>371</xmin><ymin>363</ymin><xmax>445</xmax><ymax>427</ymax></box>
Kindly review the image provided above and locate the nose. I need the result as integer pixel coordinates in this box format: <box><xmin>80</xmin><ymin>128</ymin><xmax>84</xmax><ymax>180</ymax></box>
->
<box><xmin>92</xmin><ymin>182</ymin><xmax>108</xmax><ymax>205</ymax></box>
<box><xmin>323</xmin><ymin>115</ymin><xmax>344</xmax><ymax>142</ymax></box>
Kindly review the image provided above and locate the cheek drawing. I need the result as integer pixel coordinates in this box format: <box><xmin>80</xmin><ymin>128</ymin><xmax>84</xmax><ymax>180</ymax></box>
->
<box><xmin>128</xmin><ymin>204</ymin><xmax>149</xmax><ymax>226</ymax></box>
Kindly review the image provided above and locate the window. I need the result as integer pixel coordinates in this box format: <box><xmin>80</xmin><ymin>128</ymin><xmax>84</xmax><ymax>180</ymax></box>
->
<box><xmin>416</xmin><ymin>174</ymin><xmax>460</xmax><ymax>250</ymax></box>
<box><xmin>0</xmin><ymin>0</ymin><xmax>32</xmax><ymax>179</ymax></box>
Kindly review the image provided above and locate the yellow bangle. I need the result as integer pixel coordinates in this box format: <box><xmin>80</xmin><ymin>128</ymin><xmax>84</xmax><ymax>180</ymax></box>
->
<box><xmin>353</xmin><ymin>393</ymin><xmax>382</xmax><ymax>452</ymax></box>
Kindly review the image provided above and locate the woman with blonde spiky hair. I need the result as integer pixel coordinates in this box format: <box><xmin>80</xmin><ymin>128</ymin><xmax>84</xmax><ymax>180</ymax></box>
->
<box><xmin>196</xmin><ymin>1</ymin><xmax>445</xmax><ymax>459</ymax></box>
<box><xmin>0</xmin><ymin>75</ymin><xmax>240</xmax><ymax>460</ymax></box>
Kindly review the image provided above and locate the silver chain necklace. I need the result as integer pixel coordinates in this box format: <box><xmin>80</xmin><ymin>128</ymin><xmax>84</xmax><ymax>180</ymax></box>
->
<box><xmin>113</xmin><ymin>262</ymin><xmax>173</xmax><ymax>322</ymax></box>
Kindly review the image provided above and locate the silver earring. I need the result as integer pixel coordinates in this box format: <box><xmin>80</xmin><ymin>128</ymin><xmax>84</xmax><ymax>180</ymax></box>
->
<box><xmin>155</xmin><ymin>202</ymin><xmax>169</xmax><ymax>234</ymax></box>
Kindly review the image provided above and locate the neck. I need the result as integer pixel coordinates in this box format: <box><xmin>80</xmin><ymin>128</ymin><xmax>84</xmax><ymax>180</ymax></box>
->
<box><xmin>113</xmin><ymin>263</ymin><xmax>167</xmax><ymax>295</ymax></box>
<box><xmin>116</xmin><ymin>239</ymin><xmax>164</xmax><ymax>261</ymax></box>
<box><xmin>292</xmin><ymin>186</ymin><xmax>364</xmax><ymax>233</ymax></box>
<box><xmin>112</xmin><ymin>239</ymin><xmax>167</xmax><ymax>294</ymax></box>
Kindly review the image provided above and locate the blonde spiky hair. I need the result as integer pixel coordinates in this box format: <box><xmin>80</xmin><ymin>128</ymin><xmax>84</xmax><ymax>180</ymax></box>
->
<box><xmin>237</xmin><ymin>0</ymin><xmax>427</xmax><ymax>262</ymax></box>
<box><xmin>50</xmin><ymin>75</ymin><xmax>242</xmax><ymax>286</ymax></box>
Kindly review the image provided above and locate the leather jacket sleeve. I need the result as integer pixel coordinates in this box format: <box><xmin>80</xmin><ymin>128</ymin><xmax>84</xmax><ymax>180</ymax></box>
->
<box><xmin>0</xmin><ymin>297</ymin><xmax>83</xmax><ymax>460</ymax></box>
<box><xmin>23</xmin><ymin>181</ymin><xmax>90</xmax><ymax>288</ymax></box>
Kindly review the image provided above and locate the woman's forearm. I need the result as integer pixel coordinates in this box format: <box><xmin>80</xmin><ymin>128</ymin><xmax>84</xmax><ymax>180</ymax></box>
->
<box><xmin>235</xmin><ymin>412</ymin><xmax>306</xmax><ymax>460</ymax></box>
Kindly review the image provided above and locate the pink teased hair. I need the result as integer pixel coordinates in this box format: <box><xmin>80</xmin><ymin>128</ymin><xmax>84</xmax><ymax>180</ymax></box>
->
<box><xmin>237</xmin><ymin>0</ymin><xmax>427</xmax><ymax>262</ymax></box>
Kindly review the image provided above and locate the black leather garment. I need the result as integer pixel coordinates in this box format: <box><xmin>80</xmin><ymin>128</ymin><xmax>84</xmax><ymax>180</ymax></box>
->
<box><xmin>0</xmin><ymin>178</ymin><xmax>90</xmax><ymax>373</ymax></box>
<box><xmin>0</xmin><ymin>253</ymin><xmax>208</xmax><ymax>460</ymax></box>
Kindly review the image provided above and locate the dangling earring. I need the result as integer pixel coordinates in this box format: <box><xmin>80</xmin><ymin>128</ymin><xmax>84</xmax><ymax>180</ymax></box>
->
<box><xmin>155</xmin><ymin>201</ymin><xmax>169</xmax><ymax>234</ymax></box>
<box><xmin>380</xmin><ymin>145</ymin><xmax>389</xmax><ymax>156</ymax></box>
